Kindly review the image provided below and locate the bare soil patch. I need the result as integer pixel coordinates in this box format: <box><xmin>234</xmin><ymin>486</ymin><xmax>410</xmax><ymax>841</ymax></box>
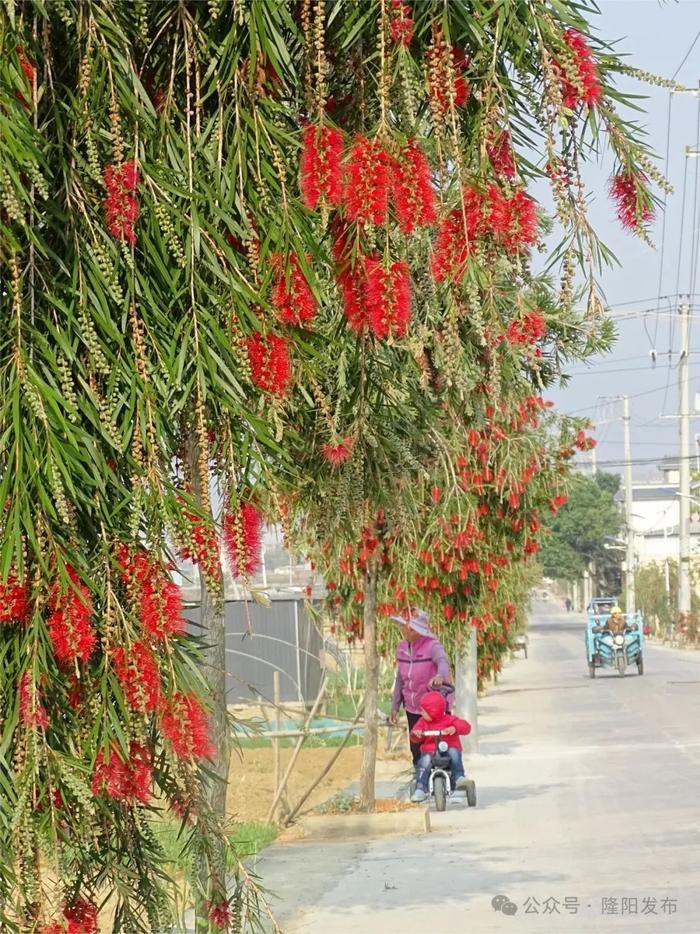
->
<box><xmin>227</xmin><ymin>745</ymin><xmax>364</xmax><ymax>822</ymax></box>
<box><xmin>227</xmin><ymin>742</ymin><xmax>411</xmax><ymax>823</ymax></box>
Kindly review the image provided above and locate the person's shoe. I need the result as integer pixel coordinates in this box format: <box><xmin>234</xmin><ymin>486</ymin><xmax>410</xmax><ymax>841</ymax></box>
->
<box><xmin>455</xmin><ymin>777</ymin><xmax>469</xmax><ymax>791</ymax></box>
<box><xmin>411</xmin><ymin>789</ymin><xmax>428</xmax><ymax>803</ymax></box>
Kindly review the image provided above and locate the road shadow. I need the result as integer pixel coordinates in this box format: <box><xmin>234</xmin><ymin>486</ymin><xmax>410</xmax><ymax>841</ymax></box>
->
<box><xmin>477</xmin><ymin>739</ymin><xmax>523</xmax><ymax>756</ymax></box>
<box><xmin>479</xmin><ymin>722</ymin><xmax>519</xmax><ymax>737</ymax></box>
<box><xmin>530</xmin><ymin>620</ymin><xmax>584</xmax><ymax>634</ymax></box>
<box><xmin>492</xmin><ymin>683</ymin><xmax>591</xmax><ymax>695</ymax></box>
<box><xmin>436</xmin><ymin>779</ymin><xmax>560</xmax><ymax>812</ymax></box>
<box><xmin>267</xmin><ymin>839</ymin><xmax>570</xmax><ymax>933</ymax></box>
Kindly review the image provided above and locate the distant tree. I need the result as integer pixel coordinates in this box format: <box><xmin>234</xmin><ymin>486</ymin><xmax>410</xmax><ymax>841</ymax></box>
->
<box><xmin>540</xmin><ymin>472</ymin><xmax>622</xmax><ymax>591</ymax></box>
<box><xmin>594</xmin><ymin>472</ymin><xmax>621</xmax><ymax>496</ymax></box>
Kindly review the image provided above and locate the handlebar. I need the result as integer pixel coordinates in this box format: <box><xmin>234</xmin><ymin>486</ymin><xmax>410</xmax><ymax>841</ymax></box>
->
<box><xmin>431</xmin><ymin>681</ymin><xmax>455</xmax><ymax>692</ymax></box>
<box><xmin>421</xmin><ymin>730</ymin><xmax>449</xmax><ymax>736</ymax></box>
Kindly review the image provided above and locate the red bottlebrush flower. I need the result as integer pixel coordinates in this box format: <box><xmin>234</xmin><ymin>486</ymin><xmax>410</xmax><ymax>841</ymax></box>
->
<box><xmin>430</xmin><ymin>486</ymin><xmax>442</xmax><ymax>503</ymax></box>
<box><xmin>226</xmin><ymin>230</ymin><xmax>245</xmax><ymax>253</ymax></box>
<box><xmin>504</xmin><ymin>189</ymin><xmax>538</xmax><ymax>250</ymax></box>
<box><xmin>245</xmin><ymin>332</ymin><xmax>292</xmax><ymax>397</ymax></box>
<box><xmin>365</xmin><ymin>257</ymin><xmax>412</xmax><ymax>339</ymax></box>
<box><xmin>507</xmin><ymin>310</ymin><xmax>547</xmax><ymax>346</ymax></box>
<box><xmin>392</xmin><ymin>141</ymin><xmax>436</xmax><ymax>234</ymax></box>
<box><xmin>389</xmin><ymin>1</ymin><xmax>414</xmax><ymax>46</ymax></box>
<box><xmin>549</xmin><ymin>493</ymin><xmax>568</xmax><ymax>514</ymax></box>
<box><xmin>300</xmin><ymin>124</ymin><xmax>344</xmax><ymax>209</ymax></box>
<box><xmin>143</xmin><ymin>575</ymin><xmax>183</xmax><ymax>640</ymax></box>
<box><xmin>18</xmin><ymin>671</ymin><xmax>49</xmax><ymax>729</ymax></box>
<box><xmin>0</xmin><ymin>572</ymin><xmax>30</xmax><ymax>624</ymax></box>
<box><xmin>47</xmin><ymin>566</ymin><xmax>97</xmax><ymax>665</ymax></box>
<box><xmin>169</xmin><ymin>793</ymin><xmax>196</xmax><ymax>822</ymax></box>
<box><xmin>160</xmin><ymin>691</ymin><xmax>213</xmax><ymax>760</ymax></box>
<box><xmin>66</xmin><ymin>674</ymin><xmax>85</xmax><ymax>713</ymax></box>
<box><xmin>111</xmin><ymin>642</ymin><xmax>161</xmax><ymax>713</ymax></box>
<box><xmin>344</xmin><ymin>136</ymin><xmax>393</xmax><ymax>226</ymax></box>
<box><xmin>331</xmin><ymin>218</ymin><xmax>370</xmax><ymax>332</ymax></box>
<box><xmin>222</xmin><ymin>503</ymin><xmax>262</xmax><ymax>578</ymax></box>
<box><xmin>16</xmin><ymin>46</ymin><xmax>36</xmax><ymax>84</ymax></box>
<box><xmin>432</xmin><ymin>210</ymin><xmax>468</xmax><ymax>281</ymax></box>
<box><xmin>337</xmin><ymin>266</ymin><xmax>369</xmax><ymax>333</ymax></box>
<box><xmin>321</xmin><ymin>436</ymin><xmax>355</xmax><ymax>465</ymax></box>
<box><xmin>487</xmin><ymin>131</ymin><xmax>516</xmax><ymax>180</ymax></box>
<box><xmin>272</xmin><ymin>253</ymin><xmax>317</xmax><ymax>327</ymax></box>
<box><xmin>609</xmin><ymin>171</ymin><xmax>654</xmax><ymax>231</ymax></box>
<box><xmin>92</xmin><ymin>742</ymin><xmax>153</xmax><ymax>804</ymax></box>
<box><xmin>62</xmin><ymin>899</ymin><xmax>99</xmax><ymax>934</ymax></box>
<box><xmin>556</xmin><ymin>29</ymin><xmax>601</xmax><ymax>110</ymax></box>
<box><xmin>117</xmin><ymin>546</ymin><xmax>185</xmax><ymax>640</ymax></box>
<box><xmin>487</xmin><ymin>186</ymin><xmax>537</xmax><ymax>253</ymax></box>
<box><xmin>208</xmin><ymin>899</ymin><xmax>232</xmax><ymax>930</ymax></box>
<box><xmin>431</xmin><ymin>186</ymin><xmax>487</xmax><ymax>282</ymax></box>
<box><xmin>103</xmin><ymin>161</ymin><xmax>140</xmax><ymax>246</ymax></box>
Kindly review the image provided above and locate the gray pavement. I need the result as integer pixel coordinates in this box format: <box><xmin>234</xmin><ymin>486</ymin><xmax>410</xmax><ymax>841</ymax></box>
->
<box><xmin>257</xmin><ymin>602</ymin><xmax>700</xmax><ymax>933</ymax></box>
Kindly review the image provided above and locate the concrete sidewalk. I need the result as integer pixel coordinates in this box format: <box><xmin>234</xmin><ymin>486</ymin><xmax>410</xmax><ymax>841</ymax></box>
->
<box><xmin>257</xmin><ymin>604</ymin><xmax>700</xmax><ymax>933</ymax></box>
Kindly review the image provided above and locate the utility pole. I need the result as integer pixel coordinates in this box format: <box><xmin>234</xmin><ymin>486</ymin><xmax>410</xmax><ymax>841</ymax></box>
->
<box><xmin>622</xmin><ymin>396</ymin><xmax>635</xmax><ymax>614</ymax></box>
<box><xmin>591</xmin><ymin>442</ymin><xmax>597</xmax><ymax>476</ymax></box>
<box><xmin>678</xmin><ymin>300</ymin><xmax>692</xmax><ymax>620</ymax></box>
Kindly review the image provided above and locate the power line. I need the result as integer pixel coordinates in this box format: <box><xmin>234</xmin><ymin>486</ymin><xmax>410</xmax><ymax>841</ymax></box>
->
<box><xmin>654</xmin><ymin>92</ymin><xmax>674</xmax><ymax>349</ymax></box>
<box><xmin>562</xmin><ymin>374</ymin><xmax>700</xmax><ymax>415</ymax></box>
<box><xmin>587</xmin><ymin>453</ymin><xmax>700</xmax><ymax>468</ymax></box>
<box><xmin>672</xmin><ymin>29</ymin><xmax>700</xmax><ymax>81</ymax></box>
<box><xmin>594</xmin><ymin>440</ymin><xmax>693</xmax><ymax>448</ymax></box>
<box><xmin>565</xmin><ymin>364</ymin><xmax>673</xmax><ymax>378</ymax></box>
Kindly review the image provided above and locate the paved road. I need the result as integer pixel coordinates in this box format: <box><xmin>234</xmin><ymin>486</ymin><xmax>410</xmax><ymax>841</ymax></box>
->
<box><xmin>258</xmin><ymin>602</ymin><xmax>700</xmax><ymax>933</ymax></box>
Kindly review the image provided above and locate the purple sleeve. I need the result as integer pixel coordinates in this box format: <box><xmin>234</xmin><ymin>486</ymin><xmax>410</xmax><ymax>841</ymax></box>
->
<box><xmin>431</xmin><ymin>640</ymin><xmax>451</xmax><ymax>680</ymax></box>
<box><xmin>391</xmin><ymin>665</ymin><xmax>404</xmax><ymax>712</ymax></box>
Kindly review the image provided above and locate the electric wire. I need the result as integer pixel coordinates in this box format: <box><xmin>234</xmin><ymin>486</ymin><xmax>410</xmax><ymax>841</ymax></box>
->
<box><xmin>671</xmin><ymin>29</ymin><xmax>700</xmax><ymax>81</ymax></box>
<box><xmin>653</xmin><ymin>91</ymin><xmax>674</xmax><ymax>349</ymax></box>
<box><xmin>563</xmin><ymin>374</ymin><xmax>700</xmax><ymax>416</ymax></box>
<box><xmin>686</xmin><ymin>97</ymin><xmax>700</xmax><ymax>359</ymax></box>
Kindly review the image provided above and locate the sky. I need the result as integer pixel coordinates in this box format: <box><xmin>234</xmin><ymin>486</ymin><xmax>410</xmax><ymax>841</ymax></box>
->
<box><xmin>546</xmin><ymin>0</ymin><xmax>700</xmax><ymax>481</ymax></box>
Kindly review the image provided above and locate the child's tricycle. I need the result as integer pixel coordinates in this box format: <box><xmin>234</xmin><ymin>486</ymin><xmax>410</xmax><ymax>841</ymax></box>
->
<box><xmin>585</xmin><ymin>608</ymin><xmax>645</xmax><ymax>678</ymax></box>
<box><xmin>418</xmin><ymin>729</ymin><xmax>477</xmax><ymax>811</ymax></box>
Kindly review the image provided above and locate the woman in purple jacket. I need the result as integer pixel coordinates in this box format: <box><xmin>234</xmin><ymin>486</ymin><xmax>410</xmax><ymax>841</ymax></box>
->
<box><xmin>388</xmin><ymin>608</ymin><xmax>452</xmax><ymax>764</ymax></box>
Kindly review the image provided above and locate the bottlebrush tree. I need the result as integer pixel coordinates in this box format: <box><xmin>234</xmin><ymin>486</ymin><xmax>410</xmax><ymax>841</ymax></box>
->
<box><xmin>261</xmin><ymin>0</ymin><xmax>663</xmax><ymax>812</ymax></box>
<box><xmin>0</xmin><ymin>0</ymin><xmax>666</xmax><ymax>928</ymax></box>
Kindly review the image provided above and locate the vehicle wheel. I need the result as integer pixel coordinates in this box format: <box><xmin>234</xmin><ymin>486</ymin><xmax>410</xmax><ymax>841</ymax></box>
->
<box><xmin>588</xmin><ymin>661</ymin><xmax>596</xmax><ymax>679</ymax></box>
<box><xmin>433</xmin><ymin>775</ymin><xmax>447</xmax><ymax>812</ymax></box>
<box><xmin>466</xmin><ymin>780</ymin><xmax>477</xmax><ymax>808</ymax></box>
<box><xmin>617</xmin><ymin>655</ymin><xmax>626</xmax><ymax>677</ymax></box>
<box><xmin>637</xmin><ymin>655</ymin><xmax>644</xmax><ymax>676</ymax></box>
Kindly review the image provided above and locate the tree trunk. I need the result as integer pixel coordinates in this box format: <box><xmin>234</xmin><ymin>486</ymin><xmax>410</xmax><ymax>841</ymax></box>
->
<box><xmin>454</xmin><ymin>626</ymin><xmax>479</xmax><ymax>754</ymax></box>
<box><xmin>358</xmin><ymin>558</ymin><xmax>379</xmax><ymax>811</ymax></box>
<box><xmin>186</xmin><ymin>439</ymin><xmax>230</xmax><ymax>931</ymax></box>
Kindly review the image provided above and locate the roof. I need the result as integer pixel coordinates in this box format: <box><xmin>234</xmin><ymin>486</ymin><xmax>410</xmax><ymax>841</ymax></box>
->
<box><xmin>615</xmin><ymin>486</ymin><xmax>678</xmax><ymax>504</ymax></box>
<box><xmin>642</xmin><ymin>522</ymin><xmax>700</xmax><ymax>538</ymax></box>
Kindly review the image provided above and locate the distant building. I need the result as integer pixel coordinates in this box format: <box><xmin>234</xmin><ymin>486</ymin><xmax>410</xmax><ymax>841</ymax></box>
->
<box><xmin>616</xmin><ymin>458</ymin><xmax>700</xmax><ymax>567</ymax></box>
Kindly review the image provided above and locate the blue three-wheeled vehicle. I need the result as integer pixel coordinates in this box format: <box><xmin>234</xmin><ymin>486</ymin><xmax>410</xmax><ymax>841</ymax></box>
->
<box><xmin>585</xmin><ymin>599</ymin><xmax>645</xmax><ymax>678</ymax></box>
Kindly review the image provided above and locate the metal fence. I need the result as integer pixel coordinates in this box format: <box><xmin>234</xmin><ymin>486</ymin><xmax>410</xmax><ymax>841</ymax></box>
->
<box><xmin>183</xmin><ymin>598</ymin><xmax>323</xmax><ymax>706</ymax></box>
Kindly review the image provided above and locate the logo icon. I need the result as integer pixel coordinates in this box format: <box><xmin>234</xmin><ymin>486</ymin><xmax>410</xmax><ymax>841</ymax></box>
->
<box><xmin>492</xmin><ymin>894</ymin><xmax>518</xmax><ymax>915</ymax></box>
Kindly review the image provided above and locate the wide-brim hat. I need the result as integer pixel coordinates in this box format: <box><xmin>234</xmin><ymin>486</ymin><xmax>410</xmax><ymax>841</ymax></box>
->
<box><xmin>389</xmin><ymin>607</ymin><xmax>431</xmax><ymax>637</ymax></box>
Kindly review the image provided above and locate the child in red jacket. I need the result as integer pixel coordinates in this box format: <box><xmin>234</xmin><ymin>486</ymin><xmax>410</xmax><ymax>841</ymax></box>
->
<box><xmin>409</xmin><ymin>691</ymin><xmax>471</xmax><ymax>803</ymax></box>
